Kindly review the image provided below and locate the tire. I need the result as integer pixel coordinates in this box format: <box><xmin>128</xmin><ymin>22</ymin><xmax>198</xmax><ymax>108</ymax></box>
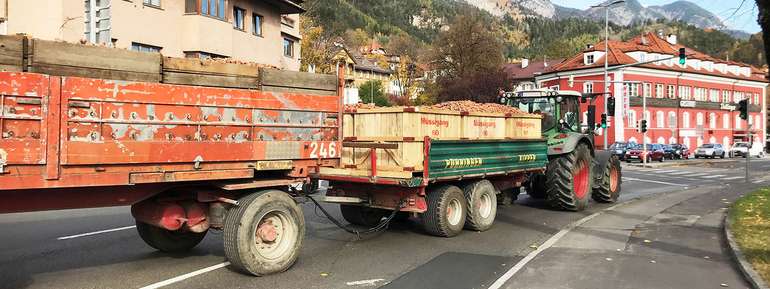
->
<box><xmin>720</xmin><ymin>152</ymin><xmax>725</xmax><ymax>159</ymax></box>
<box><xmin>498</xmin><ymin>187</ymin><xmax>519</xmax><ymax>206</ymax></box>
<box><xmin>421</xmin><ymin>185</ymin><xmax>467</xmax><ymax>237</ymax></box>
<box><xmin>340</xmin><ymin>205</ymin><xmax>387</xmax><ymax>227</ymax></box>
<box><xmin>136</xmin><ymin>221</ymin><xmax>207</xmax><ymax>253</ymax></box>
<box><xmin>545</xmin><ymin>142</ymin><xmax>593</xmax><ymax>211</ymax></box>
<box><xmin>526</xmin><ymin>174</ymin><xmax>547</xmax><ymax>199</ymax></box>
<box><xmin>592</xmin><ymin>155</ymin><xmax>622</xmax><ymax>203</ymax></box>
<box><xmin>224</xmin><ymin>190</ymin><xmax>304</xmax><ymax>276</ymax></box>
<box><xmin>463</xmin><ymin>180</ymin><xmax>498</xmax><ymax>232</ymax></box>
<box><xmin>659</xmin><ymin>155</ymin><xmax>664</xmax><ymax>162</ymax></box>
<box><xmin>694</xmin><ymin>155</ymin><xmax>699</xmax><ymax>159</ymax></box>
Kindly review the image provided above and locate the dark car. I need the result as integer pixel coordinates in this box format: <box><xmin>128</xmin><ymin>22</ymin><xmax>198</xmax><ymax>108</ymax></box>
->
<box><xmin>625</xmin><ymin>143</ymin><xmax>666</xmax><ymax>163</ymax></box>
<box><xmin>609</xmin><ymin>142</ymin><xmax>629</xmax><ymax>160</ymax></box>
<box><xmin>670</xmin><ymin>144</ymin><xmax>690</xmax><ymax>159</ymax></box>
<box><xmin>660</xmin><ymin>144</ymin><xmax>675</xmax><ymax>160</ymax></box>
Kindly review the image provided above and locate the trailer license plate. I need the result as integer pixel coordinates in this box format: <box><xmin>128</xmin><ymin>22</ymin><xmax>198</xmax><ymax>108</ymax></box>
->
<box><xmin>256</xmin><ymin>160</ymin><xmax>294</xmax><ymax>171</ymax></box>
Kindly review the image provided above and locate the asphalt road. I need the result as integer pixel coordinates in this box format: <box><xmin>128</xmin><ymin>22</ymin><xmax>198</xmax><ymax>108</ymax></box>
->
<box><xmin>2</xmin><ymin>159</ymin><xmax>769</xmax><ymax>289</ymax></box>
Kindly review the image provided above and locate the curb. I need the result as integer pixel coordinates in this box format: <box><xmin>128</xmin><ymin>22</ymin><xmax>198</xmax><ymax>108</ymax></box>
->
<box><xmin>723</xmin><ymin>213</ymin><xmax>770</xmax><ymax>289</ymax></box>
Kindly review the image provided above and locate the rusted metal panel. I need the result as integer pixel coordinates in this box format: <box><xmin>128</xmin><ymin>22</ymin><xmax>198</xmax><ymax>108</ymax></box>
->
<box><xmin>44</xmin><ymin>76</ymin><xmax>61</xmax><ymax>180</ymax></box>
<box><xmin>129</xmin><ymin>169</ymin><xmax>255</xmax><ymax>184</ymax></box>
<box><xmin>215</xmin><ymin>178</ymin><xmax>301</xmax><ymax>190</ymax></box>
<box><xmin>0</xmin><ymin>72</ymin><xmax>48</xmax><ymax>167</ymax></box>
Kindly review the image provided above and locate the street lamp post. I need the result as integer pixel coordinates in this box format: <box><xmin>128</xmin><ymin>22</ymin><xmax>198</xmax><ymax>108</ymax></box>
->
<box><xmin>591</xmin><ymin>0</ymin><xmax>625</xmax><ymax>150</ymax></box>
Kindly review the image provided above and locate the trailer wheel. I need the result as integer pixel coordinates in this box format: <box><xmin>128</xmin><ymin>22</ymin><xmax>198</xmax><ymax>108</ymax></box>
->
<box><xmin>463</xmin><ymin>180</ymin><xmax>497</xmax><ymax>231</ymax></box>
<box><xmin>526</xmin><ymin>174</ymin><xmax>547</xmax><ymax>199</ymax></box>
<box><xmin>592</xmin><ymin>155</ymin><xmax>622</xmax><ymax>203</ymax></box>
<box><xmin>136</xmin><ymin>221</ymin><xmax>207</xmax><ymax>253</ymax></box>
<box><xmin>340</xmin><ymin>205</ymin><xmax>388</xmax><ymax>227</ymax></box>
<box><xmin>546</xmin><ymin>142</ymin><xmax>593</xmax><ymax>211</ymax></box>
<box><xmin>224</xmin><ymin>190</ymin><xmax>304</xmax><ymax>276</ymax></box>
<box><xmin>421</xmin><ymin>185</ymin><xmax>467</xmax><ymax>237</ymax></box>
<box><xmin>498</xmin><ymin>188</ymin><xmax>519</xmax><ymax>206</ymax></box>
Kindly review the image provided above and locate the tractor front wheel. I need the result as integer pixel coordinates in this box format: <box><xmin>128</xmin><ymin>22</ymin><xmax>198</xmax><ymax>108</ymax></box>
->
<box><xmin>545</xmin><ymin>143</ymin><xmax>594</xmax><ymax>211</ymax></box>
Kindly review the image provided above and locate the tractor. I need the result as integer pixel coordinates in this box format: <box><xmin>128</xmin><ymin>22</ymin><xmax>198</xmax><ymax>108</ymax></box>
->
<box><xmin>499</xmin><ymin>90</ymin><xmax>622</xmax><ymax>211</ymax></box>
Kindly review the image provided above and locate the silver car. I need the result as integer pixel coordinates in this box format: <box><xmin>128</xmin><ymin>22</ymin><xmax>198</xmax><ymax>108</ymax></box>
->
<box><xmin>694</xmin><ymin>143</ymin><xmax>725</xmax><ymax>159</ymax></box>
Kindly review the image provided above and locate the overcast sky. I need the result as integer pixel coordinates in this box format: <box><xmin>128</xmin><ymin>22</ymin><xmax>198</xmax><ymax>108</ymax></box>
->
<box><xmin>550</xmin><ymin>0</ymin><xmax>761</xmax><ymax>33</ymax></box>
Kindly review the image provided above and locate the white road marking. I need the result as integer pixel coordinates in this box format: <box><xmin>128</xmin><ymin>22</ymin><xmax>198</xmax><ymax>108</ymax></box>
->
<box><xmin>57</xmin><ymin>225</ymin><xmax>136</xmax><ymax>240</ymax></box>
<box><xmin>753</xmin><ymin>180</ymin><xmax>764</xmax><ymax>184</ymax></box>
<box><xmin>700</xmin><ymin>175</ymin><xmax>726</xmax><ymax>179</ymax></box>
<box><xmin>488</xmin><ymin>202</ymin><xmax>624</xmax><ymax>289</ymax></box>
<box><xmin>668</xmin><ymin>171</ymin><xmax>692</xmax><ymax>175</ymax></box>
<box><xmin>680</xmin><ymin>173</ymin><xmax>708</xmax><ymax>177</ymax></box>
<box><xmin>723</xmin><ymin>176</ymin><xmax>744</xmax><ymax>180</ymax></box>
<box><xmin>655</xmin><ymin>170</ymin><xmax>678</xmax><ymax>173</ymax></box>
<box><xmin>346</xmin><ymin>279</ymin><xmax>385</xmax><ymax>286</ymax></box>
<box><xmin>140</xmin><ymin>262</ymin><xmax>230</xmax><ymax>289</ymax></box>
<box><xmin>622</xmin><ymin>177</ymin><xmax>689</xmax><ymax>187</ymax></box>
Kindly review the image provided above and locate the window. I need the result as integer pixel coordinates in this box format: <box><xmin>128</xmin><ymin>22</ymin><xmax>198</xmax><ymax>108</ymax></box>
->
<box><xmin>628</xmin><ymin>110</ymin><xmax>637</xmax><ymax>127</ymax></box>
<box><xmin>583</xmin><ymin>82</ymin><xmax>593</xmax><ymax>94</ymax></box>
<box><xmin>655</xmin><ymin>84</ymin><xmax>664</xmax><ymax>98</ymax></box>
<box><xmin>624</xmin><ymin>83</ymin><xmax>639</xmax><ymax>97</ymax></box>
<box><xmin>696</xmin><ymin>112</ymin><xmax>704</xmax><ymax>126</ymax></box>
<box><xmin>233</xmin><ymin>7</ymin><xmax>245</xmax><ymax>30</ymax></box>
<box><xmin>283</xmin><ymin>38</ymin><xmax>295</xmax><ymax>58</ymax></box>
<box><xmin>131</xmin><ymin>42</ymin><xmax>161</xmax><ymax>53</ymax></box>
<box><xmin>643</xmin><ymin>83</ymin><xmax>651</xmax><ymax>98</ymax></box>
<box><xmin>644</xmin><ymin>110</ymin><xmax>651</xmax><ymax>126</ymax></box>
<box><xmin>709</xmin><ymin>113</ymin><xmax>716</xmax><ymax>129</ymax></box>
<box><xmin>201</xmin><ymin>0</ymin><xmax>226</xmax><ymax>19</ymax></box>
<box><xmin>753</xmin><ymin>93</ymin><xmax>760</xmax><ymax>105</ymax></box>
<box><xmin>723</xmin><ymin>113</ymin><xmax>730</xmax><ymax>129</ymax></box>
<box><xmin>722</xmin><ymin>90</ymin><xmax>730</xmax><ymax>103</ymax></box>
<box><xmin>184</xmin><ymin>51</ymin><xmax>226</xmax><ymax>59</ymax></box>
<box><xmin>682</xmin><ymin>111</ymin><xmax>690</xmax><ymax>128</ymax></box>
<box><xmin>678</xmin><ymin>86</ymin><xmax>691</xmax><ymax>100</ymax></box>
<box><xmin>668</xmin><ymin>111</ymin><xmax>677</xmax><ymax>128</ymax></box>
<box><xmin>143</xmin><ymin>0</ymin><xmax>160</xmax><ymax>7</ymax></box>
<box><xmin>586</xmin><ymin>54</ymin><xmax>595</xmax><ymax>64</ymax></box>
<box><xmin>667</xmin><ymin>85</ymin><xmax>675</xmax><ymax>99</ymax></box>
<box><xmin>185</xmin><ymin>0</ymin><xmax>198</xmax><ymax>13</ymax></box>
<box><xmin>549</xmin><ymin>85</ymin><xmax>560</xmax><ymax>91</ymax></box>
<box><xmin>656</xmin><ymin>111</ymin><xmax>664</xmax><ymax>128</ymax></box>
<box><xmin>735</xmin><ymin>115</ymin><xmax>742</xmax><ymax>129</ymax></box>
<box><xmin>734</xmin><ymin>91</ymin><xmax>744</xmax><ymax>103</ymax></box>
<box><xmin>709</xmin><ymin>89</ymin><xmax>719</xmax><ymax>102</ymax></box>
<box><xmin>252</xmin><ymin>13</ymin><xmax>263</xmax><ymax>36</ymax></box>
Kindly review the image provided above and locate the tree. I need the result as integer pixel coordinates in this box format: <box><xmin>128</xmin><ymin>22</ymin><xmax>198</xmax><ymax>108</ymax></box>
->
<box><xmin>426</xmin><ymin>11</ymin><xmax>511</xmax><ymax>102</ymax></box>
<box><xmin>359</xmin><ymin>80</ymin><xmax>390</xmax><ymax>106</ymax></box>
<box><xmin>299</xmin><ymin>16</ymin><xmax>339</xmax><ymax>74</ymax></box>
<box><xmin>757</xmin><ymin>0</ymin><xmax>770</xmax><ymax>77</ymax></box>
<box><xmin>343</xmin><ymin>28</ymin><xmax>371</xmax><ymax>51</ymax></box>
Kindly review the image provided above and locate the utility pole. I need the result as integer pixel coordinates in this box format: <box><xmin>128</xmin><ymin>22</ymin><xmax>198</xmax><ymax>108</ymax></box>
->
<box><xmin>643</xmin><ymin>92</ymin><xmax>648</xmax><ymax>166</ymax></box>
<box><xmin>746</xmin><ymin>121</ymin><xmax>751</xmax><ymax>183</ymax></box>
<box><xmin>591</xmin><ymin>0</ymin><xmax>625</xmax><ymax>150</ymax></box>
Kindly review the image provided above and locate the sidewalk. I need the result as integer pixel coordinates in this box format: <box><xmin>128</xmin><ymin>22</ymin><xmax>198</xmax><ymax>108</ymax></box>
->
<box><xmin>504</xmin><ymin>182</ymin><xmax>760</xmax><ymax>289</ymax></box>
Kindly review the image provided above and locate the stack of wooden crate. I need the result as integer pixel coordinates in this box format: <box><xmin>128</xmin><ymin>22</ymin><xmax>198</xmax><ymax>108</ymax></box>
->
<box><xmin>336</xmin><ymin>106</ymin><xmax>541</xmax><ymax>178</ymax></box>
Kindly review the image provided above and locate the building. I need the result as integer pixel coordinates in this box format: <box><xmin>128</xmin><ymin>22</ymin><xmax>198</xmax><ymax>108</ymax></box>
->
<box><xmin>0</xmin><ymin>0</ymin><xmax>303</xmax><ymax>70</ymax></box>
<box><xmin>536</xmin><ymin>32</ymin><xmax>768</xmax><ymax>150</ymax></box>
<box><xmin>503</xmin><ymin>58</ymin><xmax>564</xmax><ymax>91</ymax></box>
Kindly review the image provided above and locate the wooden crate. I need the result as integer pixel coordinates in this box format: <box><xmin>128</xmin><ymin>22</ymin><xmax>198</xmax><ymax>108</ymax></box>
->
<box><xmin>28</xmin><ymin>39</ymin><xmax>161</xmax><ymax>82</ymax></box>
<box><xmin>162</xmin><ymin>57</ymin><xmax>260</xmax><ymax>88</ymax></box>
<box><xmin>346</xmin><ymin>107</ymin><xmax>463</xmax><ymax>140</ymax></box>
<box><xmin>505</xmin><ymin>115</ymin><xmax>542</xmax><ymax>139</ymax></box>
<box><xmin>0</xmin><ymin>35</ymin><xmax>25</xmax><ymax>72</ymax></box>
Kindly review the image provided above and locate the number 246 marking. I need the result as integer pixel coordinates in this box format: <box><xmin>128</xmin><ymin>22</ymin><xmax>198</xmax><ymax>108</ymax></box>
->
<box><xmin>310</xmin><ymin>142</ymin><xmax>338</xmax><ymax>158</ymax></box>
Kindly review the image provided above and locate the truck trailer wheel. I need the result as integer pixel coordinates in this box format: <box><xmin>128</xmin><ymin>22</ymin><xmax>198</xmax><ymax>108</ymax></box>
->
<box><xmin>136</xmin><ymin>221</ymin><xmax>207</xmax><ymax>253</ymax></box>
<box><xmin>421</xmin><ymin>185</ymin><xmax>467</xmax><ymax>237</ymax></box>
<box><xmin>463</xmin><ymin>180</ymin><xmax>497</xmax><ymax>231</ymax></box>
<box><xmin>592</xmin><ymin>155</ymin><xmax>622</xmax><ymax>203</ymax></box>
<box><xmin>340</xmin><ymin>205</ymin><xmax>388</xmax><ymax>227</ymax></box>
<box><xmin>224</xmin><ymin>190</ymin><xmax>305</xmax><ymax>276</ymax></box>
<box><xmin>546</xmin><ymin>143</ymin><xmax>593</xmax><ymax>211</ymax></box>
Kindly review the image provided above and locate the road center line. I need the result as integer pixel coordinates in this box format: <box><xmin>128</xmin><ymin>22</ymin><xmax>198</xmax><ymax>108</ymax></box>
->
<box><xmin>346</xmin><ymin>279</ymin><xmax>385</xmax><ymax>286</ymax></box>
<box><xmin>622</xmin><ymin>177</ymin><xmax>689</xmax><ymax>187</ymax></box>
<box><xmin>139</xmin><ymin>262</ymin><xmax>230</xmax><ymax>289</ymax></box>
<box><xmin>57</xmin><ymin>225</ymin><xmax>136</xmax><ymax>240</ymax></box>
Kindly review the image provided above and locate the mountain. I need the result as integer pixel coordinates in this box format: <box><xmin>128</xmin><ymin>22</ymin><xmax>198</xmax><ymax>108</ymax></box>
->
<box><xmin>647</xmin><ymin>1</ymin><xmax>724</xmax><ymax>29</ymax></box>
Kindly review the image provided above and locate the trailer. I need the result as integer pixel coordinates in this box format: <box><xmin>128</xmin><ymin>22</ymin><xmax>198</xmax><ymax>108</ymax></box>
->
<box><xmin>0</xmin><ymin>70</ymin><xmax>342</xmax><ymax>276</ymax></box>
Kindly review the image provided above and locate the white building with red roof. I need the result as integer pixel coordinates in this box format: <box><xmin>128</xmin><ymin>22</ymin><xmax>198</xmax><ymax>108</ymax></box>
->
<box><xmin>536</xmin><ymin>32</ymin><xmax>768</xmax><ymax>150</ymax></box>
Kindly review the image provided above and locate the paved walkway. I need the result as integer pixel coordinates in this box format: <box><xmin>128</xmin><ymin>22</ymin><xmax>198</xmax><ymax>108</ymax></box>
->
<box><xmin>504</xmin><ymin>182</ymin><xmax>761</xmax><ymax>289</ymax></box>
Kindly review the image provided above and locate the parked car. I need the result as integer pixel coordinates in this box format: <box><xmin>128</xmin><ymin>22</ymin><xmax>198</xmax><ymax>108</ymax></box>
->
<box><xmin>694</xmin><ymin>143</ymin><xmax>725</xmax><ymax>159</ymax></box>
<box><xmin>729</xmin><ymin>142</ymin><xmax>765</xmax><ymax>158</ymax></box>
<box><xmin>670</xmin><ymin>144</ymin><xmax>690</xmax><ymax>159</ymax></box>
<box><xmin>625</xmin><ymin>143</ymin><xmax>666</xmax><ymax>163</ymax></box>
<box><xmin>610</xmin><ymin>142</ymin><xmax>629</xmax><ymax>160</ymax></box>
<box><xmin>660</xmin><ymin>144</ymin><xmax>676</xmax><ymax>160</ymax></box>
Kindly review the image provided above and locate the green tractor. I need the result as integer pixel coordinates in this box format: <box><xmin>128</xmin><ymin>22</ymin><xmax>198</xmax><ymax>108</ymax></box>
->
<box><xmin>499</xmin><ymin>90</ymin><xmax>622</xmax><ymax>211</ymax></box>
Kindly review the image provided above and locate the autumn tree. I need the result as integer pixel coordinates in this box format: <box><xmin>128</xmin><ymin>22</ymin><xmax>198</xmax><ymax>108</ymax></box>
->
<box><xmin>299</xmin><ymin>16</ymin><xmax>339</xmax><ymax>74</ymax></box>
<box><xmin>426</xmin><ymin>11</ymin><xmax>511</xmax><ymax>103</ymax></box>
<box><xmin>387</xmin><ymin>34</ymin><xmax>422</xmax><ymax>99</ymax></box>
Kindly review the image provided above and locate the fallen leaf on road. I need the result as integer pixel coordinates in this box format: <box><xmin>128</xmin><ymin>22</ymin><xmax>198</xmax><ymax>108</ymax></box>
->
<box><xmin>643</xmin><ymin>239</ymin><xmax>652</xmax><ymax>243</ymax></box>
<box><xmin>321</xmin><ymin>273</ymin><xmax>329</xmax><ymax>277</ymax></box>
<box><xmin>720</xmin><ymin>283</ymin><xmax>728</xmax><ymax>287</ymax></box>
<box><xmin>605</xmin><ymin>258</ymin><xmax>613</xmax><ymax>261</ymax></box>
<box><xmin>529</xmin><ymin>244</ymin><xmax>538</xmax><ymax>249</ymax></box>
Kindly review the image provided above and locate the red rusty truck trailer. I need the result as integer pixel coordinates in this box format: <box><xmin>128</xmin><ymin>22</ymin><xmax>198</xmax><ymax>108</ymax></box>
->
<box><xmin>0</xmin><ymin>70</ymin><xmax>342</xmax><ymax>276</ymax></box>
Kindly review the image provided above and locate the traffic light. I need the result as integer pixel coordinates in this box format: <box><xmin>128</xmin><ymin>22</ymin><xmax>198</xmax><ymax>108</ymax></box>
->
<box><xmin>600</xmin><ymin>113</ymin><xmax>607</xmax><ymax>129</ymax></box>
<box><xmin>678</xmin><ymin>48</ymin><xmax>686</xmax><ymax>65</ymax></box>
<box><xmin>738</xmin><ymin>99</ymin><xmax>748</xmax><ymax>120</ymax></box>
<box><xmin>607</xmin><ymin>96</ymin><xmax>615</xmax><ymax>116</ymax></box>
<box><xmin>640</xmin><ymin>119</ymin><xmax>648</xmax><ymax>133</ymax></box>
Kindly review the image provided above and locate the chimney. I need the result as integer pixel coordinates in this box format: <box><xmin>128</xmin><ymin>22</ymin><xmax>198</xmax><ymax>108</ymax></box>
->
<box><xmin>666</xmin><ymin>34</ymin><xmax>677</xmax><ymax>45</ymax></box>
<box><xmin>586</xmin><ymin>44</ymin><xmax>593</xmax><ymax>49</ymax></box>
<box><xmin>521</xmin><ymin>58</ymin><xmax>529</xmax><ymax>69</ymax></box>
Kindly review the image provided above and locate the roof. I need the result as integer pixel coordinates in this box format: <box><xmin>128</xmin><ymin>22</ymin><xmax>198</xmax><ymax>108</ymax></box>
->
<box><xmin>352</xmin><ymin>53</ymin><xmax>393</xmax><ymax>75</ymax></box>
<box><xmin>504</xmin><ymin>59</ymin><xmax>565</xmax><ymax>80</ymax></box>
<box><xmin>265</xmin><ymin>0</ymin><xmax>305</xmax><ymax>14</ymax></box>
<box><xmin>546</xmin><ymin>32</ymin><xmax>767</xmax><ymax>83</ymax></box>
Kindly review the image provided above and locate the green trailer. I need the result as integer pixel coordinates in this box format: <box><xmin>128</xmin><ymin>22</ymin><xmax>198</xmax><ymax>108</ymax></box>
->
<box><xmin>318</xmin><ymin>137</ymin><xmax>548</xmax><ymax>237</ymax></box>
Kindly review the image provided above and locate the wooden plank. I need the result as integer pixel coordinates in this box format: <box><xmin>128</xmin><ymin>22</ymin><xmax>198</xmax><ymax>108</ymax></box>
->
<box><xmin>0</xmin><ymin>35</ymin><xmax>25</xmax><ymax>71</ymax></box>
<box><xmin>215</xmin><ymin>179</ymin><xmax>299</xmax><ymax>190</ymax></box>
<box><xmin>162</xmin><ymin>71</ymin><xmax>258</xmax><ymax>88</ymax></box>
<box><xmin>161</xmin><ymin>57</ymin><xmax>260</xmax><ymax>88</ymax></box>
<box><xmin>261</xmin><ymin>85</ymin><xmax>337</xmax><ymax>96</ymax></box>
<box><xmin>29</xmin><ymin>39</ymin><xmax>161</xmax><ymax>82</ymax></box>
<box><xmin>129</xmin><ymin>169</ymin><xmax>254</xmax><ymax>184</ymax></box>
<box><xmin>260</xmin><ymin>68</ymin><xmax>337</xmax><ymax>91</ymax></box>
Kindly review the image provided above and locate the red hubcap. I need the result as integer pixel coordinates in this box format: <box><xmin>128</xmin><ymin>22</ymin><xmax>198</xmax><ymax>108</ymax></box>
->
<box><xmin>257</xmin><ymin>221</ymin><xmax>278</xmax><ymax>242</ymax></box>
<box><xmin>573</xmin><ymin>161</ymin><xmax>589</xmax><ymax>199</ymax></box>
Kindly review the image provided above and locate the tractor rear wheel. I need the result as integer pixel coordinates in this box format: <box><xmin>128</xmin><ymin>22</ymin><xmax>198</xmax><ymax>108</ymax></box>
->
<box><xmin>592</xmin><ymin>155</ymin><xmax>622</xmax><ymax>203</ymax></box>
<box><xmin>545</xmin><ymin>143</ymin><xmax>593</xmax><ymax>211</ymax></box>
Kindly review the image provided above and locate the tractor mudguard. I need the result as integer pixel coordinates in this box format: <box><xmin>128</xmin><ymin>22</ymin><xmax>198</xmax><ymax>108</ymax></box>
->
<box><xmin>547</xmin><ymin>132</ymin><xmax>594</xmax><ymax>157</ymax></box>
<box><xmin>592</xmin><ymin>150</ymin><xmax>613</xmax><ymax>178</ymax></box>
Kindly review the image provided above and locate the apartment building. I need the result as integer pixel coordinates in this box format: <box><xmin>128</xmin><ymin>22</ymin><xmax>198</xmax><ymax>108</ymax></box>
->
<box><xmin>0</xmin><ymin>0</ymin><xmax>303</xmax><ymax>70</ymax></box>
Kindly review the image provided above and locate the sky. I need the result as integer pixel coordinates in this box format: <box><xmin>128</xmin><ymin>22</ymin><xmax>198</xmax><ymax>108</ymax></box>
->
<box><xmin>550</xmin><ymin>0</ymin><xmax>761</xmax><ymax>33</ymax></box>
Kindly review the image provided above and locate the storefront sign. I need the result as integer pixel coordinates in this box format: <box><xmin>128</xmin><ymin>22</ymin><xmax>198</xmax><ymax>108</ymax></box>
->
<box><xmin>720</xmin><ymin>103</ymin><xmax>736</xmax><ymax>111</ymax></box>
<box><xmin>679</xmin><ymin>100</ymin><xmax>696</xmax><ymax>108</ymax></box>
